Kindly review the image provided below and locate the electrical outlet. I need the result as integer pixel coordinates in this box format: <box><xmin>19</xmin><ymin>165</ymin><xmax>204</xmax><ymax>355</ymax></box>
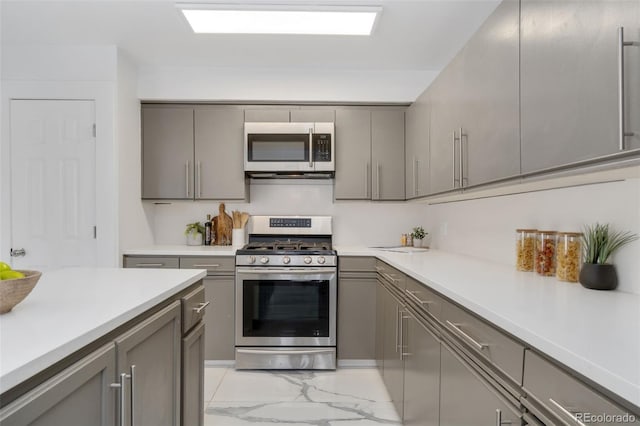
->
<box><xmin>440</xmin><ymin>222</ymin><xmax>448</xmax><ymax>236</ymax></box>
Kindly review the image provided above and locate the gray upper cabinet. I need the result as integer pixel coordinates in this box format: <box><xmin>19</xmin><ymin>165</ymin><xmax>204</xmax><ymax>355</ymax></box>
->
<box><xmin>0</xmin><ymin>344</ymin><xmax>116</xmax><ymax>426</ymax></box>
<box><xmin>460</xmin><ymin>0</ymin><xmax>520</xmax><ymax>186</ymax></box>
<box><xmin>405</xmin><ymin>92</ymin><xmax>430</xmax><ymax>199</ymax></box>
<box><xmin>429</xmin><ymin>57</ymin><xmax>463</xmax><ymax>194</ymax></box>
<box><xmin>142</xmin><ymin>106</ymin><xmax>194</xmax><ymax>200</ymax></box>
<box><xmin>521</xmin><ymin>0</ymin><xmax>640</xmax><ymax>173</ymax></box>
<box><xmin>115</xmin><ymin>301</ymin><xmax>181</xmax><ymax>426</ymax></box>
<box><xmin>194</xmin><ymin>106</ymin><xmax>247</xmax><ymax>200</ymax></box>
<box><xmin>372</xmin><ymin>109</ymin><xmax>406</xmax><ymax>200</ymax></box>
<box><xmin>334</xmin><ymin>108</ymin><xmax>372</xmax><ymax>200</ymax></box>
<box><xmin>244</xmin><ymin>108</ymin><xmax>290</xmax><ymax>122</ymax></box>
<box><xmin>290</xmin><ymin>108</ymin><xmax>335</xmax><ymax>122</ymax></box>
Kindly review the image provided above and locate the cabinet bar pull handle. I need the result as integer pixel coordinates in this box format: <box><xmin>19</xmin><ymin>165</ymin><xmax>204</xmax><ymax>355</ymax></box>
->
<box><xmin>495</xmin><ymin>409</ymin><xmax>513</xmax><ymax>425</ymax></box>
<box><xmin>130</xmin><ymin>365</ymin><xmax>136</xmax><ymax>426</ymax></box>
<box><xmin>405</xmin><ymin>289</ymin><xmax>432</xmax><ymax>306</ymax></box>
<box><xmin>192</xmin><ymin>264</ymin><xmax>220</xmax><ymax>268</ymax></box>
<box><xmin>459</xmin><ymin>127</ymin><xmax>466</xmax><ymax>187</ymax></box>
<box><xmin>109</xmin><ymin>379</ymin><xmax>123</xmax><ymax>426</ymax></box>
<box><xmin>117</xmin><ymin>372</ymin><xmax>130</xmax><ymax>426</ymax></box>
<box><xmin>192</xmin><ymin>301</ymin><xmax>210</xmax><ymax>314</ymax></box>
<box><xmin>135</xmin><ymin>263</ymin><xmax>164</xmax><ymax>267</ymax></box>
<box><xmin>549</xmin><ymin>398</ymin><xmax>586</xmax><ymax>426</ymax></box>
<box><xmin>197</xmin><ymin>161</ymin><xmax>202</xmax><ymax>197</ymax></box>
<box><xmin>395</xmin><ymin>305</ymin><xmax>400</xmax><ymax>353</ymax></box>
<box><xmin>309</xmin><ymin>128</ymin><xmax>314</xmax><ymax>168</ymax></box>
<box><xmin>399</xmin><ymin>310</ymin><xmax>406</xmax><ymax>360</ymax></box>
<box><xmin>185</xmin><ymin>161</ymin><xmax>190</xmax><ymax>197</ymax></box>
<box><xmin>446</xmin><ymin>320</ymin><xmax>488</xmax><ymax>351</ymax></box>
<box><xmin>452</xmin><ymin>130</ymin><xmax>460</xmax><ymax>188</ymax></box>
<box><xmin>618</xmin><ymin>27</ymin><xmax>638</xmax><ymax>151</ymax></box>
<box><xmin>376</xmin><ymin>162</ymin><xmax>381</xmax><ymax>199</ymax></box>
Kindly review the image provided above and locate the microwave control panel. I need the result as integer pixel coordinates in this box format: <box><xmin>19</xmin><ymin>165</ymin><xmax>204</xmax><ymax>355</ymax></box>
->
<box><xmin>312</xmin><ymin>134</ymin><xmax>332</xmax><ymax>162</ymax></box>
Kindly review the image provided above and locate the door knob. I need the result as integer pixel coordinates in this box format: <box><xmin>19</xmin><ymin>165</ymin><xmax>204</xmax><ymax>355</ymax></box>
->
<box><xmin>10</xmin><ymin>248</ymin><xmax>26</xmax><ymax>257</ymax></box>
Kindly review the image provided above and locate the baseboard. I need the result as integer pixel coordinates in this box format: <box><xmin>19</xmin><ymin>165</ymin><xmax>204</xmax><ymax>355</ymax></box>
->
<box><xmin>337</xmin><ymin>359</ymin><xmax>378</xmax><ymax>368</ymax></box>
<box><xmin>204</xmin><ymin>360</ymin><xmax>235</xmax><ymax>367</ymax></box>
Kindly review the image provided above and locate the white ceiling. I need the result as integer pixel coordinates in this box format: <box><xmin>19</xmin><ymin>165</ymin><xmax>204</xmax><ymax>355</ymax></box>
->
<box><xmin>1</xmin><ymin>0</ymin><xmax>501</xmax><ymax>72</ymax></box>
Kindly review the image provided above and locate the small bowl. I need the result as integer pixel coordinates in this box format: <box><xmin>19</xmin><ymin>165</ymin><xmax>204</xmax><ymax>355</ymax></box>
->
<box><xmin>0</xmin><ymin>270</ymin><xmax>42</xmax><ymax>314</ymax></box>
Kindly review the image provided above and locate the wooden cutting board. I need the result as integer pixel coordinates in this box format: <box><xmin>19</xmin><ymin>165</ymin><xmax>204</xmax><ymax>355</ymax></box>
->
<box><xmin>214</xmin><ymin>203</ymin><xmax>233</xmax><ymax>245</ymax></box>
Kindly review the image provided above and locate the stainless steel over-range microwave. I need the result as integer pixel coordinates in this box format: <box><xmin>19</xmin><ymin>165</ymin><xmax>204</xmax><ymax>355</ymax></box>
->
<box><xmin>244</xmin><ymin>122</ymin><xmax>335</xmax><ymax>176</ymax></box>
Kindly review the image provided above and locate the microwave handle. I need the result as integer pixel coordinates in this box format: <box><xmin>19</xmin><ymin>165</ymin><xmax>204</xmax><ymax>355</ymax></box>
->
<box><xmin>308</xmin><ymin>128</ymin><xmax>313</xmax><ymax>168</ymax></box>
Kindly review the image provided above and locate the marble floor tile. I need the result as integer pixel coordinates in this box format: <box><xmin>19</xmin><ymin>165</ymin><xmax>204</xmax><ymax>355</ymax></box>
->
<box><xmin>204</xmin><ymin>367</ymin><xmax>228</xmax><ymax>403</ymax></box>
<box><xmin>204</xmin><ymin>368</ymin><xmax>401</xmax><ymax>425</ymax></box>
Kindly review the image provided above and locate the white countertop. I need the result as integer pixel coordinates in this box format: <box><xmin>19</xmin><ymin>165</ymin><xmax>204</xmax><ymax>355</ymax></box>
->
<box><xmin>336</xmin><ymin>246</ymin><xmax>640</xmax><ymax>409</ymax></box>
<box><xmin>0</xmin><ymin>267</ymin><xmax>206</xmax><ymax>394</ymax></box>
<box><xmin>123</xmin><ymin>245</ymin><xmax>237</xmax><ymax>256</ymax></box>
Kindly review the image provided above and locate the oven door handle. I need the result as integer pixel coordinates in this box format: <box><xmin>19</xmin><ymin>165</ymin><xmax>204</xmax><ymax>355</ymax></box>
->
<box><xmin>236</xmin><ymin>268</ymin><xmax>336</xmax><ymax>275</ymax></box>
<box><xmin>237</xmin><ymin>348</ymin><xmax>335</xmax><ymax>356</ymax></box>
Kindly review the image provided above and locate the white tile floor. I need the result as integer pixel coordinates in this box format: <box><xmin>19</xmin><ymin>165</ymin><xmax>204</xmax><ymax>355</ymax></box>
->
<box><xmin>203</xmin><ymin>367</ymin><xmax>402</xmax><ymax>425</ymax></box>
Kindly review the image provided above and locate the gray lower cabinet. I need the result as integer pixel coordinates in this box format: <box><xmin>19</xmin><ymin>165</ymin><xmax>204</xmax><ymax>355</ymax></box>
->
<box><xmin>203</xmin><ymin>276</ymin><xmax>235</xmax><ymax>360</ymax></box>
<box><xmin>182</xmin><ymin>322</ymin><xmax>205</xmax><ymax>426</ymax></box>
<box><xmin>375</xmin><ymin>276</ymin><xmax>385</xmax><ymax>374</ymax></box>
<box><xmin>115</xmin><ymin>301</ymin><xmax>182</xmax><ymax>426</ymax></box>
<box><xmin>194</xmin><ymin>106</ymin><xmax>247</xmax><ymax>200</ymax></box>
<box><xmin>142</xmin><ymin>106</ymin><xmax>194</xmax><ymax>200</ymax></box>
<box><xmin>371</xmin><ymin>109</ymin><xmax>406</xmax><ymax>200</ymax></box>
<box><xmin>380</xmin><ymin>281</ymin><xmax>404</xmax><ymax>418</ymax></box>
<box><xmin>402</xmin><ymin>309</ymin><xmax>440</xmax><ymax>426</ymax></box>
<box><xmin>405</xmin><ymin>92</ymin><xmax>430</xmax><ymax>199</ymax></box>
<box><xmin>460</xmin><ymin>0</ymin><xmax>520</xmax><ymax>186</ymax></box>
<box><xmin>440</xmin><ymin>341</ymin><xmax>521</xmax><ymax>426</ymax></box>
<box><xmin>0</xmin><ymin>343</ymin><xmax>116</xmax><ymax>426</ymax></box>
<box><xmin>337</xmin><ymin>277</ymin><xmax>376</xmax><ymax>360</ymax></box>
<box><xmin>521</xmin><ymin>0</ymin><xmax>640</xmax><ymax>173</ymax></box>
<box><xmin>334</xmin><ymin>108</ymin><xmax>372</xmax><ymax>200</ymax></box>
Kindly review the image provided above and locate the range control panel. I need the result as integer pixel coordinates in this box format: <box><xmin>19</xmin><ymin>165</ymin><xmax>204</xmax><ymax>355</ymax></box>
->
<box><xmin>270</xmin><ymin>218</ymin><xmax>312</xmax><ymax>228</ymax></box>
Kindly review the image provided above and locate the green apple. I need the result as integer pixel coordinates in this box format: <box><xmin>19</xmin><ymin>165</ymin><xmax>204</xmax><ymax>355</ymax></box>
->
<box><xmin>0</xmin><ymin>270</ymin><xmax>24</xmax><ymax>280</ymax></box>
<box><xmin>0</xmin><ymin>262</ymin><xmax>11</xmax><ymax>272</ymax></box>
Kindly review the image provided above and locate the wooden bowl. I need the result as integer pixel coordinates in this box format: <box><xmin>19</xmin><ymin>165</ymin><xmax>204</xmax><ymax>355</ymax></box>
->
<box><xmin>0</xmin><ymin>270</ymin><xmax>42</xmax><ymax>314</ymax></box>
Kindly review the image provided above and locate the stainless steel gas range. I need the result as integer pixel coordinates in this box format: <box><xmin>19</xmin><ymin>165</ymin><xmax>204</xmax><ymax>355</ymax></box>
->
<box><xmin>235</xmin><ymin>216</ymin><xmax>337</xmax><ymax>370</ymax></box>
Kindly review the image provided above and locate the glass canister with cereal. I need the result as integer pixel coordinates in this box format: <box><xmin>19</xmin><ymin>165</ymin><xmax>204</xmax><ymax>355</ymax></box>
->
<box><xmin>515</xmin><ymin>229</ymin><xmax>537</xmax><ymax>271</ymax></box>
<box><xmin>535</xmin><ymin>231</ymin><xmax>557</xmax><ymax>276</ymax></box>
<box><xmin>556</xmin><ymin>232</ymin><xmax>582</xmax><ymax>282</ymax></box>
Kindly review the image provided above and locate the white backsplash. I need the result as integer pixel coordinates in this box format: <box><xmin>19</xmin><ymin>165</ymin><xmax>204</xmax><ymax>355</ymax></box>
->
<box><xmin>426</xmin><ymin>178</ymin><xmax>640</xmax><ymax>295</ymax></box>
<box><xmin>151</xmin><ymin>180</ymin><xmax>428</xmax><ymax>248</ymax></box>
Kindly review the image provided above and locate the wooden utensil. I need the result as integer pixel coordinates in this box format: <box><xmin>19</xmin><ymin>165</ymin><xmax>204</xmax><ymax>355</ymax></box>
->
<box><xmin>240</xmin><ymin>212</ymin><xmax>250</xmax><ymax>229</ymax></box>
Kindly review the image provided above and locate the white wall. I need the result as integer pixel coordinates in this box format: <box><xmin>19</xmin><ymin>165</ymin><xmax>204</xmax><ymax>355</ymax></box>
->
<box><xmin>0</xmin><ymin>45</ymin><xmax>120</xmax><ymax>267</ymax></box>
<box><xmin>138</xmin><ymin>66</ymin><xmax>438</xmax><ymax>103</ymax></box>
<box><xmin>152</xmin><ymin>180</ymin><xmax>427</xmax><ymax>247</ymax></box>
<box><xmin>426</xmin><ymin>177</ymin><xmax>640</xmax><ymax>295</ymax></box>
<box><xmin>116</xmin><ymin>51</ymin><xmax>154</xmax><ymax>262</ymax></box>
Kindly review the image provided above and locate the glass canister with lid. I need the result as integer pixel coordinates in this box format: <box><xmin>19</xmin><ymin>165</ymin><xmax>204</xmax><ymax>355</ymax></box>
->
<box><xmin>556</xmin><ymin>232</ymin><xmax>582</xmax><ymax>282</ymax></box>
<box><xmin>535</xmin><ymin>231</ymin><xmax>557</xmax><ymax>276</ymax></box>
<box><xmin>515</xmin><ymin>229</ymin><xmax>537</xmax><ymax>271</ymax></box>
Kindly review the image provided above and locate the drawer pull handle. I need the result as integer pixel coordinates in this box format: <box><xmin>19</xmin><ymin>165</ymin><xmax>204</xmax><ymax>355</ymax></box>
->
<box><xmin>192</xmin><ymin>264</ymin><xmax>221</xmax><ymax>268</ymax></box>
<box><xmin>496</xmin><ymin>409</ymin><xmax>513</xmax><ymax>425</ymax></box>
<box><xmin>549</xmin><ymin>398</ymin><xmax>586</xmax><ymax>426</ymax></box>
<box><xmin>192</xmin><ymin>301</ymin><xmax>210</xmax><ymax>314</ymax></box>
<box><xmin>446</xmin><ymin>320</ymin><xmax>488</xmax><ymax>351</ymax></box>
<box><xmin>406</xmin><ymin>290</ymin><xmax>433</xmax><ymax>305</ymax></box>
<box><xmin>135</xmin><ymin>263</ymin><xmax>164</xmax><ymax>267</ymax></box>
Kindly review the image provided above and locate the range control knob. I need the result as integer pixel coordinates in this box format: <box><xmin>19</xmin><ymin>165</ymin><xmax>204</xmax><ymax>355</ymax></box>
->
<box><xmin>247</xmin><ymin>256</ymin><xmax>256</xmax><ymax>264</ymax></box>
<box><xmin>304</xmin><ymin>256</ymin><xmax>312</xmax><ymax>265</ymax></box>
<box><xmin>282</xmin><ymin>256</ymin><xmax>291</xmax><ymax>265</ymax></box>
<box><xmin>317</xmin><ymin>256</ymin><xmax>326</xmax><ymax>265</ymax></box>
<box><xmin>260</xmin><ymin>257</ymin><xmax>269</xmax><ymax>265</ymax></box>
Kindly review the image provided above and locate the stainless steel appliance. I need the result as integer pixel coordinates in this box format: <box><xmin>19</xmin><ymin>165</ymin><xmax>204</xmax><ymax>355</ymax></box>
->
<box><xmin>244</xmin><ymin>122</ymin><xmax>335</xmax><ymax>177</ymax></box>
<box><xmin>235</xmin><ymin>216</ymin><xmax>337</xmax><ymax>369</ymax></box>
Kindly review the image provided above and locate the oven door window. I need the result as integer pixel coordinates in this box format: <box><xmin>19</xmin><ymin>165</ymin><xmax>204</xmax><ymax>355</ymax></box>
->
<box><xmin>242</xmin><ymin>280</ymin><xmax>329</xmax><ymax>338</ymax></box>
<box><xmin>247</xmin><ymin>134</ymin><xmax>310</xmax><ymax>162</ymax></box>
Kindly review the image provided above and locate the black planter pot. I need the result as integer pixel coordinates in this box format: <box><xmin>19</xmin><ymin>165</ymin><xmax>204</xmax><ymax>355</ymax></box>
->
<box><xmin>579</xmin><ymin>263</ymin><xmax>618</xmax><ymax>291</ymax></box>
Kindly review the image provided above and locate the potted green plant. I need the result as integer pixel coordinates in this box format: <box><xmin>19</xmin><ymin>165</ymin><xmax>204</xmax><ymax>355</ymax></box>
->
<box><xmin>580</xmin><ymin>223</ymin><xmax>638</xmax><ymax>290</ymax></box>
<box><xmin>185</xmin><ymin>222</ymin><xmax>205</xmax><ymax>246</ymax></box>
<box><xmin>411</xmin><ymin>226</ymin><xmax>428</xmax><ymax>248</ymax></box>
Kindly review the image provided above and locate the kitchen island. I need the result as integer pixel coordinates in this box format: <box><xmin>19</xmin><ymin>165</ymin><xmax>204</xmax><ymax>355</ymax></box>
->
<box><xmin>0</xmin><ymin>267</ymin><xmax>206</xmax><ymax>423</ymax></box>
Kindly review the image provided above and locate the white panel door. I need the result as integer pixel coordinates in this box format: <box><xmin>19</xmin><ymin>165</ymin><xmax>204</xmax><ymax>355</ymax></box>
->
<box><xmin>10</xmin><ymin>100</ymin><xmax>97</xmax><ymax>270</ymax></box>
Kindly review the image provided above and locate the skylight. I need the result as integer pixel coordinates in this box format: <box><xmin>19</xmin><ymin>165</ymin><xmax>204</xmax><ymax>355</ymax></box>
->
<box><xmin>177</xmin><ymin>4</ymin><xmax>381</xmax><ymax>35</ymax></box>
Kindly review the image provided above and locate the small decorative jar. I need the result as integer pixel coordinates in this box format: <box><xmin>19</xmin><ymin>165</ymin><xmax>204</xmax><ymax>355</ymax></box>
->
<box><xmin>535</xmin><ymin>231</ymin><xmax>557</xmax><ymax>276</ymax></box>
<box><xmin>556</xmin><ymin>232</ymin><xmax>582</xmax><ymax>282</ymax></box>
<box><xmin>515</xmin><ymin>229</ymin><xmax>537</xmax><ymax>272</ymax></box>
